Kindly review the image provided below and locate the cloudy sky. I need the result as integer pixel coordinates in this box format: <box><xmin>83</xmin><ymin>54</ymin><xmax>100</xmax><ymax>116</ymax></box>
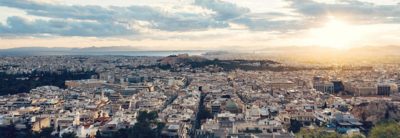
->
<box><xmin>0</xmin><ymin>0</ymin><xmax>399</xmax><ymax>50</ymax></box>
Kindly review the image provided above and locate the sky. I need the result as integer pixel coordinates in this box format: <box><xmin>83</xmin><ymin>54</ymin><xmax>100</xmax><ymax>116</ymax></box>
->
<box><xmin>0</xmin><ymin>0</ymin><xmax>399</xmax><ymax>50</ymax></box>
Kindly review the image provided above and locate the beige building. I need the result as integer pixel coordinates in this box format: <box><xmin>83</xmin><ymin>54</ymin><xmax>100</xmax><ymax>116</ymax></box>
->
<box><xmin>268</xmin><ymin>80</ymin><xmax>295</xmax><ymax>90</ymax></box>
<box><xmin>32</xmin><ymin>117</ymin><xmax>51</xmax><ymax>132</ymax></box>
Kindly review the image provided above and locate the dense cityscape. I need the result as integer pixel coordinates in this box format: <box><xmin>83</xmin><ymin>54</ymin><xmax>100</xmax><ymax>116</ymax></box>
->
<box><xmin>0</xmin><ymin>53</ymin><xmax>399</xmax><ymax>138</ymax></box>
<box><xmin>1</xmin><ymin>0</ymin><xmax>400</xmax><ymax>137</ymax></box>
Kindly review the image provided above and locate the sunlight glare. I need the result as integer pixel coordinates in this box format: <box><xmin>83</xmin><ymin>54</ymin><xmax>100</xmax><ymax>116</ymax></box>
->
<box><xmin>308</xmin><ymin>17</ymin><xmax>361</xmax><ymax>49</ymax></box>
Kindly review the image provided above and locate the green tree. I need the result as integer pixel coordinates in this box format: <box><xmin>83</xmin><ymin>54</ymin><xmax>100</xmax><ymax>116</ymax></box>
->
<box><xmin>136</xmin><ymin>111</ymin><xmax>158</xmax><ymax>123</ymax></box>
<box><xmin>369</xmin><ymin>120</ymin><xmax>400</xmax><ymax>138</ymax></box>
<box><xmin>112</xmin><ymin>128</ymin><xmax>129</xmax><ymax>138</ymax></box>
<box><xmin>296</xmin><ymin>128</ymin><xmax>341</xmax><ymax>138</ymax></box>
<box><xmin>92</xmin><ymin>111</ymin><xmax>165</xmax><ymax>138</ymax></box>
<box><xmin>61</xmin><ymin>132</ymin><xmax>78</xmax><ymax>138</ymax></box>
<box><xmin>130</xmin><ymin>121</ymin><xmax>155</xmax><ymax>138</ymax></box>
<box><xmin>95</xmin><ymin>130</ymin><xmax>102</xmax><ymax>138</ymax></box>
<box><xmin>35</xmin><ymin>127</ymin><xmax>54</xmax><ymax>138</ymax></box>
<box><xmin>289</xmin><ymin>119</ymin><xmax>303</xmax><ymax>133</ymax></box>
<box><xmin>0</xmin><ymin>124</ymin><xmax>17</xmax><ymax>138</ymax></box>
<box><xmin>16</xmin><ymin>123</ymin><xmax>35</xmax><ymax>138</ymax></box>
<box><xmin>337</xmin><ymin>105</ymin><xmax>349</xmax><ymax>112</ymax></box>
<box><xmin>345</xmin><ymin>134</ymin><xmax>364</xmax><ymax>138</ymax></box>
<box><xmin>57</xmin><ymin>125</ymin><xmax>61</xmax><ymax>132</ymax></box>
<box><xmin>322</xmin><ymin>102</ymin><xmax>328</xmax><ymax>109</ymax></box>
<box><xmin>128</xmin><ymin>111</ymin><xmax>165</xmax><ymax>138</ymax></box>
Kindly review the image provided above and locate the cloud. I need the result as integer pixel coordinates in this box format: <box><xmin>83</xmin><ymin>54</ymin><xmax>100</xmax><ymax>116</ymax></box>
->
<box><xmin>1</xmin><ymin>0</ymin><xmax>399</xmax><ymax>38</ymax></box>
<box><xmin>0</xmin><ymin>16</ymin><xmax>134</xmax><ymax>36</ymax></box>
<box><xmin>0</xmin><ymin>0</ymin><xmax>112</xmax><ymax>21</ymax></box>
<box><xmin>0</xmin><ymin>0</ymin><xmax>228</xmax><ymax>36</ymax></box>
<box><xmin>233</xmin><ymin>17</ymin><xmax>310</xmax><ymax>31</ymax></box>
<box><xmin>193</xmin><ymin>0</ymin><xmax>311</xmax><ymax>31</ymax></box>
<box><xmin>288</xmin><ymin>0</ymin><xmax>400</xmax><ymax>24</ymax></box>
<box><xmin>121</xmin><ymin>6</ymin><xmax>228</xmax><ymax>31</ymax></box>
<box><xmin>194</xmin><ymin>0</ymin><xmax>250</xmax><ymax>20</ymax></box>
<box><xmin>230</xmin><ymin>0</ymin><xmax>400</xmax><ymax>31</ymax></box>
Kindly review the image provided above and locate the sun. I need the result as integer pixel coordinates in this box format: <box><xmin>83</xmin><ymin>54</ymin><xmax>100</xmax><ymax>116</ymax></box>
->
<box><xmin>307</xmin><ymin>17</ymin><xmax>361</xmax><ymax>49</ymax></box>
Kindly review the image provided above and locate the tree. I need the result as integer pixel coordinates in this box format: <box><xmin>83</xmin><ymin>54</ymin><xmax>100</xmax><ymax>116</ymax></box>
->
<box><xmin>137</xmin><ymin>111</ymin><xmax>158</xmax><ymax>123</ymax></box>
<box><xmin>35</xmin><ymin>127</ymin><xmax>54</xmax><ymax>138</ymax></box>
<box><xmin>17</xmin><ymin>123</ymin><xmax>34</xmax><ymax>138</ymax></box>
<box><xmin>57</xmin><ymin>125</ymin><xmax>61</xmax><ymax>132</ymax></box>
<box><xmin>198</xmin><ymin>108</ymin><xmax>212</xmax><ymax>120</ymax></box>
<box><xmin>95</xmin><ymin>130</ymin><xmax>102</xmax><ymax>138</ymax></box>
<box><xmin>337</xmin><ymin>105</ymin><xmax>349</xmax><ymax>112</ymax></box>
<box><xmin>345</xmin><ymin>134</ymin><xmax>364</xmax><ymax>138</ymax></box>
<box><xmin>0</xmin><ymin>71</ymin><xmax>96</xmax><ymax>95</ymax></box>
<box><xmin>0</xmin><ymin>124</ymin><xmax>17</xmax><ymax>138</ymax></box>
<box><xmin>61</xmin><ymin>132</ymin><xmax>78</xmax><ymax>138</ymax></box>
<box><xmin>95</xmin><ymin>111</ymin><xmax>165</xmax><ymax>138</ymax></box>
<box><xmin>369</xmin><ymin>120</ymin><xmax>400</xmax><ymax>138</ymax></box>
<box><xmin>154</xmin><ymin>122</ymin><xmax>165</xmax><ymax>138</ymax></box>
<box><xmin>296</xmin><ymin>128</ymin><xmax>341</xmax><ymax>138</ymax></box>
<box><xmin>0</xmin><ymin>123</ymin><xmax>37</xmax><ymax>138</ymax></box>
<box><xmin>112</xmin><ymin>128</ymin><xmax>129</xmax><ymax>138</ymax></box>
<box><xmin>128</xmin><ymin>111</ymin><xmax>164</xmax><ymax>138</ymax></box>
<box><xmin>130</xmin><ymin>121</ymin><xmax>155</xmax><ymax>138</ymax></box>
<box><xmin>322</xmin><ymin>102</ymin><xmax>328</xmax><ymax>109</ymax></box>
<box><xmin>289</xmin><ymin>119</ymin><xmax>303</xmax><ymax>133</ymax></box>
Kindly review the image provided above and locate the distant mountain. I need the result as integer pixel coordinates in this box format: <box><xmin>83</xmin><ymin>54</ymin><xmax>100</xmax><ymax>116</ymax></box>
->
<box><xmin>257</xmin><ymin>45</ymin><xmax>400</xmax><ymax>55</ymax></box>
<box><xmin>0</xmin><ymin>46</ymin><xmax>140</xmax><ymax>56</ymax></box>
<box><xmin>1</xmin><ymin>47</ymin><xmax>72</xmax><ymax>52</ymax></box>
<box><xmin>202</xmin><ymin>51</ymin><xmax>230</xmax><ymax>56</ymax></box>
<box><xmin>259</xmin><ymin>46</ymin><xmax>340</xmax><ymax>52</ymax></box>
<box><xmin>1</xmin><ymin>46</ymin><xmax>138</xmax><ymax>52</ymax></box>
<box><xmin>71</xmin><ymin>46</ymin><xmax>138</xmax><ymax>52</ymax></box>
<box><xmin>0</xmin><ymin>46</ymin><xmax>204</xmax><ymax>56</ymax></box>
<box><xmin>2</xmin><ymin>45</ymin><xmax>399</xmax><ymax>56</ymax></box>
<box><xmin>349</xmin><ymin>45</ymin><xmax>400</xmax><ymax>53</ymax></box>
